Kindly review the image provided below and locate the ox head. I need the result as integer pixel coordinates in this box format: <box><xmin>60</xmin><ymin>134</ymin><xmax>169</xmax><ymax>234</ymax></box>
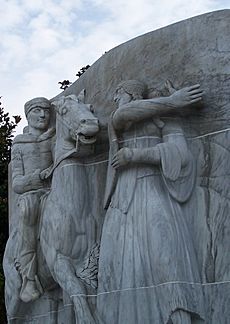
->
<box><xmin>52</xmin><ymin>90</ymin><xmax>99</xmax><ymax>145</ymax></box>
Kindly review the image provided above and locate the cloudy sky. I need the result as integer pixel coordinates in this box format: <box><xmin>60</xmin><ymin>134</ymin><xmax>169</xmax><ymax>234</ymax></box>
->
<box><xmin>0</xmin><ymin>0</ymin><xmax>229</xmax><ymax>134</ymax></box>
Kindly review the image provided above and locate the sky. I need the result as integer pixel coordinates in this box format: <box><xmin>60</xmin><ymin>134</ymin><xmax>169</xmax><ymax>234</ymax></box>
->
<box><xmin>0</xmin><ymin>0</ymin><xmax>229</xmax><ymax>134</ymax></box>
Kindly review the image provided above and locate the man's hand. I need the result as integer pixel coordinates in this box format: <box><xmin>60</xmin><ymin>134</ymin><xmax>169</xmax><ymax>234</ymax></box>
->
<box><xmin>39</xmin><ymin>165</ymin><xmax>53</xmax><ymax>180</ymax></box>
<box><xmin>169</xmin><ymin>84</ymin><xmax>203</xmax><ymax>108</ymax></box>
<box><xmin>111</xmin><ymin>148</ymin><xmax>133</xmax><ymax>169</ymax></box>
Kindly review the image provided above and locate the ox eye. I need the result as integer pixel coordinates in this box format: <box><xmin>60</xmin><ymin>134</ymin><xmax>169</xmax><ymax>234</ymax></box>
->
<box><xmin>61</xmin><ymin>107</ymin><xmax>67</xmax><ymax>115</ymax></box>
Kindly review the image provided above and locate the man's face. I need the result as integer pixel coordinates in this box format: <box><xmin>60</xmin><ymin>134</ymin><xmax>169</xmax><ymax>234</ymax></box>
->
<box><xmin>27</xmin><ymin>107</ymin><xmax>50</xmax><ymax>131</ymax></box>
<box><xmin>114</xmin><ymin>87</ymin><xmax>132</xmax><ymax>106</ymax></box>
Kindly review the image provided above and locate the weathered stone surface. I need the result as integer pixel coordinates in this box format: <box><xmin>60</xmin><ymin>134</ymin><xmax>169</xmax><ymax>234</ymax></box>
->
<box><xmin>3</xmin><ymin>9</ymin><xmax>230</xmax><ymax>324</ymax></box>
<box><xmin>97</xmin><ymin>79</ymin><xmax>206</xmax><ymax>324</ymax></box>
<box><xmin>64</xmin><ymin>11</ymin><xmax>230</xmax><ymax>321</ymax></box>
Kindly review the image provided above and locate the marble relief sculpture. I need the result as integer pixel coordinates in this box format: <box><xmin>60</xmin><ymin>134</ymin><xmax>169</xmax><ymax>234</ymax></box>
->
<box><xmin>11</xmin><ymin>97</ymin><xmax>54</xmax><ymax>303</ymax></box>
<box><xmin>39</xmin><ymin>92</ymin><xmax>100</xmax><ymax>323</ymax></box>
<box><xmin>4</xmin><ymin>92</ymin><xmax>101</xmax><ymax>323</ymax></box>
<box><xmin>3</xmin><ymin>10</ymin><xmax>230</xmax><ymax>324</ymax></box>
<box><xmin>97</xmin><ymin>80</ymin><xmax>205</xmax><ymax>324</ymax></box>
<box><xmin>4</xmin><ymin>82</ymin><xmax>207</xmax><ymax>324</ymax></box>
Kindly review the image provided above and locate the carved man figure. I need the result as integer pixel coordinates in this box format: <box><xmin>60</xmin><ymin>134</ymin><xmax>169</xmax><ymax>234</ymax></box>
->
<box><xmin>11</xmin><ymin>97</ymin><xmax>55</xmax><ymax>303</ymax></box>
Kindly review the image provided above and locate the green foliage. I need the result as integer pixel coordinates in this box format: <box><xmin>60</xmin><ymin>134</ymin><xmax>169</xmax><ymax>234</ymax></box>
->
<box><xmin>76</xmin><ymin>65</ymin><xmax>90</xmax><ymax>78</ymax></box>
<box><xmin>0</xmin><ymin>97</ymin><xmax>21</xmax><ymax>323</ymax></box>
<box><xmin>58</xmin><ymin>79</ymin><xmax>72</xmax><ymax>90</ymax></box>
<box><xmin>58</xmin><ymin>65</ymin><xmax>91</xmax><ymax>91</ymax></box>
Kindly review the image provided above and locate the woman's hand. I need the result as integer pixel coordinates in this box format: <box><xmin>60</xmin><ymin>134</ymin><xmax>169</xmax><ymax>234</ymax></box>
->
<box><xmin>169</xmin><ymin>84</ymin><xmax>203</xmax><ymax>107</ymax></box>
<box><xmin>111</xmin><ymin>148</ymin><xmax>133</xmax><ymax>169</ymax></box>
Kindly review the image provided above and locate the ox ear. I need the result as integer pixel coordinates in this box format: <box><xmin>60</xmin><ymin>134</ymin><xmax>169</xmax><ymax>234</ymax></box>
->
<box><xmin>77</xmin><ymin>89</ymin><xmax>85</xmax><ymax>103</ymax></box>
<box><xmin>51</xmin><ymin>96</ymin><xmax>65</xmax><ymax>110</ymax></box>
<box><xmin>52</xmin><ymin>97</ymin><xmax>65</xmax><ymax>113</ymax></box>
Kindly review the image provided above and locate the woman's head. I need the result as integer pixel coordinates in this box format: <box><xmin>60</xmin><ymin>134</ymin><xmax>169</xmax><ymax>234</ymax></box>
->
<box><xmin>114</xmin><ymin>80</ymin><xmax>146</xmax><ymax>105</ymax></box>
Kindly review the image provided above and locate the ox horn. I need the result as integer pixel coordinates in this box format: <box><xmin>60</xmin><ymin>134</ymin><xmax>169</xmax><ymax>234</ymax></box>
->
<box><xmin>77</xmin><ymin>89</ymin><xmax>85</xmax><ymax>103</ymax></box>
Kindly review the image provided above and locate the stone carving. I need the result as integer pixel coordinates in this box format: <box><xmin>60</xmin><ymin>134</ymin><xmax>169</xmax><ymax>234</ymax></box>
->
<box><xmin>4</xmin><ymin>92</ymin><xmax>101</xmax><ymax>322</ymax></box>
<box><xmin>11</xmin><ymin>97</ymin><xmax>54</xmax><ymax>303</ymax></box>
<box><xmin>39</xmin><ymin>92</ymin><xmax>100</xmax><ymax>323</ymax></box>
<box><xmin>3</xmin><ymin>10</ymin><xmax>230</xmax><ymax>324</ymax></box>
<box><xmin>97</xmin><ymin>80</ymin><xmax>205</xmax><ymax>324</ymax></box>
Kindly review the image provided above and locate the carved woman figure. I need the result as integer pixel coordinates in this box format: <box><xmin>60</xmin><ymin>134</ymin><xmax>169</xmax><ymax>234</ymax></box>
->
<box><xmin>97</xmin><ymin>80</ymin><xmax>205</xmax><ymax>324</ymax></box>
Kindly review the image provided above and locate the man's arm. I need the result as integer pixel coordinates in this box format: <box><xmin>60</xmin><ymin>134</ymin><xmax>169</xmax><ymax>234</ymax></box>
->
<box><xmin>112</xmin><ymin>84</ymin><xmax>203</xmax><ymax>130</ymax></box>
<box><xmin>11</xmin><ymin>144</ymin><xmax>44</xmax><ymax>194</ymax></box>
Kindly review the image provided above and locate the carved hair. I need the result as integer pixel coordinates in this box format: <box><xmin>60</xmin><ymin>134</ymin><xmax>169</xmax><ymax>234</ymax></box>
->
<box><xmin>116</xmin><ymin>80</ymin><xmax>146</xmax><ymax>100</ymax></box>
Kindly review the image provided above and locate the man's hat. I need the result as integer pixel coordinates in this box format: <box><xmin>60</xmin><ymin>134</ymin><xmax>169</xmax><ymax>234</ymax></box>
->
<box><xmin>24</xmin><ymin>97</ymin><xmax>51</xmax><ymax>117</ymax></box>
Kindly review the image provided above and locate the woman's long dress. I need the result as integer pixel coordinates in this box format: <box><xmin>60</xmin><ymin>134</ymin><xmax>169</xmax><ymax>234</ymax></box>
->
<box><xmin>97</xmin><ymin>118</ymin><xmax>204</xmax><ymax>323</ymax></box>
